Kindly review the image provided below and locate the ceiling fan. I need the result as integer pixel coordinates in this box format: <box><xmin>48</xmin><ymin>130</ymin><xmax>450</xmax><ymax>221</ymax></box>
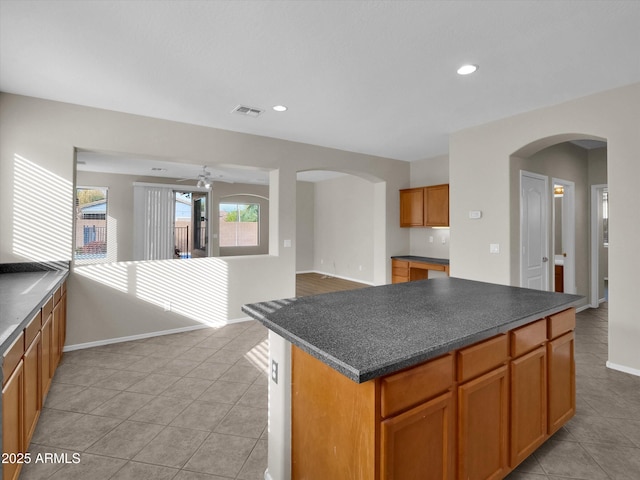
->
<box><xmin>177</xmin><ymin>166</ymin><xmax>216</xmax><ymax>188</ymax></box>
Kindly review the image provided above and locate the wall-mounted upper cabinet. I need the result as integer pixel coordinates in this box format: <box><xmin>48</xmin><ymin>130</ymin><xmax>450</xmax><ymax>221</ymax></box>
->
<box><xmin>400</xmin><ymin>184</ymin><xmax>449</xmax><ymax>227</ymax></box>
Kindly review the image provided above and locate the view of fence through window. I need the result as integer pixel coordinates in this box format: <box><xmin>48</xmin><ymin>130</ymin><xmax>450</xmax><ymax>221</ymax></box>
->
<box><xmin>75</xmin><ymin>187</ymin><xmax>108</xmax><ymax>262</ymax></box>
<box><xmin>219</xmin><ymin>203</ymin><xmax>259</xmax><ymax>247</ymax></box>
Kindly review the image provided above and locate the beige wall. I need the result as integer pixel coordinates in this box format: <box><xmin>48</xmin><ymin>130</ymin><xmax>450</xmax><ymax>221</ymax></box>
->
<box><xmin>450</xmin><ymin>82</ymin><xmax>640</xmax><ymax>374</ymax></box>
<box><xmin>312</xmin><ymin>174</ymin><xmax>376</xmax><ymax>284</ymax></box>
<box><xmin>0</xmin><ymin>93</ymin><xmax>409</xmax><ymax>346</ymax></box>
<box><xmin>295</xmin><ymin>181</ymin><xmax>315</xmax><ymax>272</ymax></box>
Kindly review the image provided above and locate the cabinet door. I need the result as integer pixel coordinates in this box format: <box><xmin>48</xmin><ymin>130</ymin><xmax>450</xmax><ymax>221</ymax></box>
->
<box><xmin>52</xmin><ymin>301</ymin><xmax>62</xmax><ymax>370</ymax></box>
<box><xmin>510</xmin><ymin>346</ymin><xmax>547</xmax><ymax>467</ymax></box>
<box><xmin>548</xmin><ymin>332</ymin><xmax>575</xmax><ymax>434</ymax></box>
<box><xmin>400</xmin><ymin>188</ymin><xmax>425</xmax><ymax>227</ymax></box>
<box><xmin>23</xmin><ymin>331</ymin><xmax>42</xmax><ymax>446</ymax></box>
<box><xmin>3</xmin><ymin>360</ymin><xmax>24</xmax><ymax>480</ymax></box>
<box><xmin>458</xmin><ymin>365</ymin><xmax>508</xmax><ymax>480</ymax></box>
<box><xmin>424</xmin><ymin>184</ymin><xmax>449</xmax><ymax>227</ymax></box>
<box><xmin>41</xmin><ymin>313</ymin><xmax>52</xmax><ymax>399</ymax></box>
<box><xmin>381</xmin><ymin>391</ymin><xmax>454</xmax><ymax>480</ymax></box>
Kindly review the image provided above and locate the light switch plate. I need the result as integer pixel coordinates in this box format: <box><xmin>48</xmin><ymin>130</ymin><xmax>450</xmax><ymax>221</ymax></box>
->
<box><xmin>469</xmin><ymin>210</ymin><xmax>482</xmax><ymax>219</ymax></box>
<box><xmin>490</xmin><ymin>243</ymin><xmax>500</xmax><ymax>254</ymax></box>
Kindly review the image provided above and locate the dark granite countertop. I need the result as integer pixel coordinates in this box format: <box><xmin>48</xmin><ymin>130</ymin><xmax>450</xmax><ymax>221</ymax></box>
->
<box><xmin>391</xmin><ymin>255</ymin><xmax>449</xmax><ymax>265</ymax></box>
<box><xmin>242</xmin><ymin>277</ymin><xmax>582</xmax><ymax>383</ymax></box>
<box><xmin>0</xmin><ymin>262</ymin><xmax>69</xmax><ymax>352</ymax></box>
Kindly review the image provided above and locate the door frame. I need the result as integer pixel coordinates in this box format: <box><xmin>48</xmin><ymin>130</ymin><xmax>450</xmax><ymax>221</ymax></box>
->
<box><xmin>520</xmin><ymin>170</ymin><xmax>550</xmax><ymax>290</ymax></box>
<box><xmin>590</xmin><ymin>184</ymin><xmax>608</xmax><ymax>307</ymax></box>
<box><xmin>552</xmin><ymin>178</ymin><xmax>576</xmax><ymax>294</ymax></box>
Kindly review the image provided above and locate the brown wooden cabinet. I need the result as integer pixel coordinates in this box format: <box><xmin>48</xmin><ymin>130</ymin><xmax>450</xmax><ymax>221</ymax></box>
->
<box><xmin>457</xmin><ymin>335</ymin><xmax>509</xmax><ymax>480</ymax></box>
<box><xmin>381</xmin><ymin>391</ymin><xmax>455</xmax><ymax>480</ymax></box>
<box><xmin>2</xmin><ymin>330</ymin><xmax>25</xmax><ymax>480</ymax></box>
<box><xmin>23</xmin><ymin>325</ymin><xmax>42</xmax><ymax>448</ymax></box>
<box><xmin>41</xmin><ymin>308</ymin><xmax>53</xmax><ymax>399</ymax></box>
<box><xmin>400</xmin><ymin>184</ymin><xmax>449</xmax><ymax>227</ymax></box>
<box><xmin>289</xmin><ymin>308</ymin><xmax>576</xmax><ymax>480</ymax></box>
<box><xmin>509</xmin><ymin>319</ymin><xmax>548</xmax><ymax>467</ymax></box>
<box><xmin>2</xmin><ymin>281</ymin><xmax>66</xmax><ymax>480</ymax></box>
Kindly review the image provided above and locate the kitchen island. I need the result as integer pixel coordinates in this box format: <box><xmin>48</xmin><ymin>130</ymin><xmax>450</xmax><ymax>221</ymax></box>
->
<box><xmin>243</xmin><ymin>277</ymin><xmax>582</xmax><ymax>480</ymax></box>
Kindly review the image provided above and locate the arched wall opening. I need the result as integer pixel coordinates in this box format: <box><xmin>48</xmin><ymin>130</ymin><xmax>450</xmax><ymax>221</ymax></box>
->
<box><xmin>295</xmin><ymin>168</ymin><xmax>386</xmax><ymax>286</ymax></box>
<box><xmin>509</xmin><ymin>133</ymin><xmax>608</xmax><ymax>310</ymax></box>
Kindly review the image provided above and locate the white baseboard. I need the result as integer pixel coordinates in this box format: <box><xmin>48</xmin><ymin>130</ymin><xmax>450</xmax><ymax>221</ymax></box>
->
<box><xmin>606</xmin><ymin>361</ymin><xmax>640</xmax><ymax>378</ymax></box>
<box><xmin>296</xmin><ymin>270</ymin><xmax>375</xmax><ymax>286</ymax></box>
<box><xmin>63</xmin><ymin>316</ymin><xmax>254</xmax><ymax>352</ymax></box>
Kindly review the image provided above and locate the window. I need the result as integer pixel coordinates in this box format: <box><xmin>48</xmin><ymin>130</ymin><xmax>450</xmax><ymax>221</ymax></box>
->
<box><xmin>219</xmin><ymin>203</ymin><xmax>259</xmax><ymax>247</ymax></box>
<box><xmin>75</xmin><ymin>187</ymin><xmax>108</xmax><ymax>262</ymax></box>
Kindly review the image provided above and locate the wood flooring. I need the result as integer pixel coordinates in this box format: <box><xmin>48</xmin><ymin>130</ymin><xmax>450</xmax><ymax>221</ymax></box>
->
<box><xmin>296</xmin><ymin>272</ymin><xmax>369</xmax><ymax>297</ymax></box>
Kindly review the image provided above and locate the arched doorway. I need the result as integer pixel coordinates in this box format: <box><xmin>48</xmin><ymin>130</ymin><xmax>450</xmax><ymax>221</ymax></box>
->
<box><xmin>510</xmin><ymin>134</ymin><xmax>607</xmax><ymax>308</ymax></box>
<box><xmin>295</xmin><ymin>168</ymin><xmax>386</xmax><ymax>287</ymax></box>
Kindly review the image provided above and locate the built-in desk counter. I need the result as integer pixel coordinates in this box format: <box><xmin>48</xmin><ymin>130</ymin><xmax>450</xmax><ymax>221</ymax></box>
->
<box><xmin>391</xmin><ymin>255</ymin><xmax>449</xmax><ymax>283</ymax></box>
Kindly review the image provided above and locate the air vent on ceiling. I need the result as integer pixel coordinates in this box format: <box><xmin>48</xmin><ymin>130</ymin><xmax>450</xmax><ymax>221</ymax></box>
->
<box><xmin>231</xmin><ymin>105</ymin><xmax>264</xmax><ymax>118</ymax></box>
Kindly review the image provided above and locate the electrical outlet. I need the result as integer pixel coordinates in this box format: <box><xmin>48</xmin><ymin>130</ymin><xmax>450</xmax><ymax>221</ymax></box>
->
<box><xmin>271</xmin><ymin>360</ymin><xmax>278</xmax><ymax>384</ymax></box>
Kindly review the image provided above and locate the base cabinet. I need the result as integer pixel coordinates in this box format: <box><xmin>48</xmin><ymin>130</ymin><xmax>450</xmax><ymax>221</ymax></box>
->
<box><xmin>2</xmin><ymin>281</ymin><xmax>66</xmax><ymax>480</ymax></box>
<box><xmin>290</xmin><ymin>308</ymin><xmax>575</xmax><ymax>480</ymax></box>
<box><xmin>548</xmin><ymin>332</ymin><xmax>575</xmax><ymax>434</ymax></box>
<box><xmin>381</xmin><ymin>392</ymin><xmax>455</xmax><ymax>480</ymax></box>
<box><xmin>2</xmin><ymin>360</ymin><xmax>24</xmax><ymax>480</ymax></box>
<box><xmin>458</xmin><ymin>365</ymin><xmax>509</xmax><ymax>480</ymax></box>
<box><xmin>510</xmin><ymin>346</ymin><xmax>547</xmax><ymax>466</ymax></box>
<box><xmin>23</xmin><ymin>331</ymin><xmax>42</xmax><ymax>447</ymax></box>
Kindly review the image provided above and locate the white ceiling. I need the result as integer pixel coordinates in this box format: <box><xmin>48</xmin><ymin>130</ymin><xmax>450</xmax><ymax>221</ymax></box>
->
<box><xmin>1</xmin><ymin>0</ymin><xmax>639</xmax><ymax>167</ymax></box>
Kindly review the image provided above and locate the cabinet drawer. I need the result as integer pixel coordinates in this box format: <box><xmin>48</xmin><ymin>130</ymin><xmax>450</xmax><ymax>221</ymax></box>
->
<box><xmin>54</xmin><ymin>285</ymin><xmax>63</xmax><ymax>304</ymax></box>
<box><xmin>381</xmin><ymin>353</ymin><xmax>454</xmax><ymax>418</ymax></box>
<box><xmin>392</xmin><ymin>276</ymin><xmax>409</xmax><ymax>284</ymax></box>
<box><xmin>548</xmin><ymin>308</ymin><xmax>576</xmax><ymax>339</ymax></box>
<box><xmin>392</xmin><ymin>261</ymin><xmax>409</xmax><ymax>274</ymax></box>
<box><xmin>457</xmin><ymin>334</ymin><xmax>508</xmax><ymax>383</ymax></box>
<box><xmin>42</xmin><ymin>296</ymin><xmax>54</xmax><ymax>320</ymax></box>
<box><xmin>25</xmin><ymin>310</ymin><xmax>42</xmax><ymax>346</ymax></box>
<box><xmin>511</xmin><ymin>319</ymin><xmax>546</xmax><ymax>357</ymax></box>
<box><xmin>2</xmin><ymin>331</ymin><xmax>25</xmax><ymax>385</ymax></box>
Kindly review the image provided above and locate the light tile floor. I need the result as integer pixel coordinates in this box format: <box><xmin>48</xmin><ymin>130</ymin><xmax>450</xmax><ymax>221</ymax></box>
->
<box><xmin>21</xmin><ymin>303</ymin><xmax>640</xmax><ymax>479</ymax></box>
<box><xmin>21</xmin><ymin>320</ymin><xmax>270</xmax><ymax>480</ymax></box>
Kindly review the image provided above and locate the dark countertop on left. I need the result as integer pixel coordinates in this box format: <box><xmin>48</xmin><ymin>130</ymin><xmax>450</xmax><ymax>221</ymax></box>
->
<box><xmin>242</xmin><ymin>277</ymin><xmax>582</xmax><ymax>383</ymax></box>
<box><xmin>0</xmin><ymin>262</ymin><xmax>69</xmax><ymax>351</ymax></box>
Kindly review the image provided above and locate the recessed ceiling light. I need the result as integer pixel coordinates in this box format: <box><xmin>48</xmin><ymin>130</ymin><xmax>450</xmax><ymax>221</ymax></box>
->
<box><xmin>457</xmin><ymin>64</ymin><xmax>478</xmax><ymax>75</ymax></box>
<box><xmin>272</xmin><ymin>105</ymin><xmax>288</xmax><ymax>112</ymax></box>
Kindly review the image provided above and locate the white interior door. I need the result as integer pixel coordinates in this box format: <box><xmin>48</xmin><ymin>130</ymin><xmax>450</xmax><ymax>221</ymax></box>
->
<box><xmin>520</xmin><ymin>171</ymin><xmax>549</xmax><ymax>290</ymax></box>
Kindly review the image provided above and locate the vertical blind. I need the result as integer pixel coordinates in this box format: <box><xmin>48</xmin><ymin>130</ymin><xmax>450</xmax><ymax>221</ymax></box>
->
<box><xmin>133</xmin><ymin>184</ymin><xmax>175</xmax><ymax>260</ymax></box>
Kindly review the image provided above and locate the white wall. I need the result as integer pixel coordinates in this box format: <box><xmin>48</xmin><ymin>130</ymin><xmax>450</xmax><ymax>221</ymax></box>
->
<box><xmin>0</xmin><ymin>93</ymin><xmax>409</xmax><ymax>346</ymax></box>
<box><xmin>312</xmin><ymin>174</ymin><xmax>375</xmax><ymax>284</ymax></box>
<box><xmin>408</xmin><ymin>155</ymin><xmax>450</xmax><ymax>259</ymax></box>
<box><xmin>450</xmin><ymin>82</ymin><xmax>640</xmax><ymax>375</ymax></box>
